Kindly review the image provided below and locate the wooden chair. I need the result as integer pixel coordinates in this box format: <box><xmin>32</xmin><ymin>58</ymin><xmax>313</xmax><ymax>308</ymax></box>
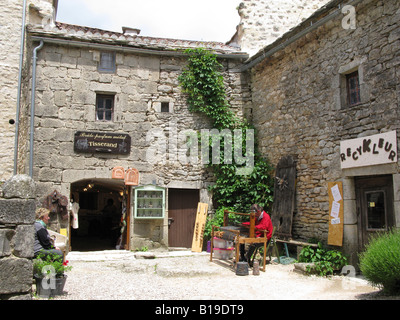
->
<box><xmin>210</xmin><ymin>210</ymin><xmax>271</xmax><ymax>272</ymax></box>
<box><xmin>249</xmin><ymin>227</ymin><xmax>280</xmax><ymax>267</ymax></box>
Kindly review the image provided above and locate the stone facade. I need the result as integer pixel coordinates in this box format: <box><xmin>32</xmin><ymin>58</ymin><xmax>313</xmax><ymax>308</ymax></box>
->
<box><xmin>2</xmin><ymin>0</ymin><xmax>399</xmax><ymax>261</ymax></box>
<box><xmin>21</xmin><ymin>21</ymin><xmax>249</xmax><ymax>248</ymax></box>
<box><xmin>0</xmin><ymin>175</ymin><xmax>36</xmax><ymax>300</ymax></box>
<box><xmin>0</xmin><ymin>0</ymin><xmax>24</xmax><ymax>181</ymax></box>
<box><xmin>233</xmin><ymin>0</ymin><xmax>331</xmax><ymax>56</ymax></box>
<box><xmin>246</xmin><ymin>0</ymin><xmax>400</xmax><ymax>263</ymax></box>
<box><xmin>0</xmin><ymin>0</ymin><xmax>57</xmax><ymax>182</ymax></box>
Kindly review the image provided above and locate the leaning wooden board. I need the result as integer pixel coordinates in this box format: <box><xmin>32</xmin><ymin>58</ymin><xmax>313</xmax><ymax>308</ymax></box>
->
<box><xmin>191</xmin><ymin>202</ymin><xmax>209</xmax><ymax>252</ymax></box>
<box><xmin>327</xmin><ymin>181</ymin><xmax>344</xmax><ymax>246</ymax></box>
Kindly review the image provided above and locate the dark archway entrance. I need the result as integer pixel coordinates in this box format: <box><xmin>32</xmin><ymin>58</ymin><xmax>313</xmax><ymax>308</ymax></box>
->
<box><xmin>70</xmin><ymin>179</ymin><xmax>127</xmax><ymax>251</ymax></box>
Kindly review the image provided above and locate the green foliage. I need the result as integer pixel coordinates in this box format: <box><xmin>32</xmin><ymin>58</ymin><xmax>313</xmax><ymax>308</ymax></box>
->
<box><xmin>33</xmin><ymin>253</ymin><xmax>72</xmax><ymax>278</ymax></box>
<box><xmin>359</xmin><ymin>229</ymin><xmax>400</xmax><ymax>295</ymax></box>
<box><xmin>298</xmin><ymin>242</ymin><xmax>348</xmax><ymax>277</ymax></box>
<box><xmin>178</xmin><ymin>48</ymin><xmax>274</xmax><ymax>212</ymax></box>
<box><xmin>178</xmin><ymin>48</ymin><xmax>238</xmax><ymax>130</ymax></box>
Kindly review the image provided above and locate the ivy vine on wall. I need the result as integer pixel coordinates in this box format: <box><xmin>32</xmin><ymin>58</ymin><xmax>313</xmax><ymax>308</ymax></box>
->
<box><xmin>178</xmin><ymin>48</ymin><xmax>274</xmax><ymax>212</ymax></box>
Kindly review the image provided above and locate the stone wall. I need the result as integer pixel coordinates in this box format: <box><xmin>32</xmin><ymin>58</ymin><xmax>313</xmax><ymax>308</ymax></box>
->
<box><xmin>28</xmin><ymin>42</ymin><xmax>246</xmax><ymax>196</ymax></box>
<box><xmin>21</xmin><ymin>24</ymin><xmax>249</xmax><ymax>247</ymax></box>
<box><xmin>0</xmin><ymin>0</ymin><xmax>57</xmax><ymax>182</ymax></box>
<box><xmin>0</xmin><ymin>0</ymin><xmax>24</xmax><ymax>181</ymax></box>
<box><xmin>0</xmin><ymin>175</ymin><xmax>36</xmax><ymax>300</ymax></box>
<box><xmin>249</xmin><ymin>0</ymin><xmax>400</xmax><ymax>244</ymax></box>
<box><xmin>236</xmin><ymin>0</ymin><xmax>331</xmax><ymax>56</ymax></box>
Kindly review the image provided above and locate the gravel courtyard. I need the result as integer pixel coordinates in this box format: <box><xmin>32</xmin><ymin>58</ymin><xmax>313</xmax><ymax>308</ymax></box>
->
<box><xmin>37</xmin><ymin>250</ymin><xmax>397</xmax><ymax>301</ymax></box>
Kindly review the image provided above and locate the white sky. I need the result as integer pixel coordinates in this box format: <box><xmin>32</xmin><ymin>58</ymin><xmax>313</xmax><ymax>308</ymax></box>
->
<box><xmin>56</xmin><ymin>0</ymin><xmax>241</xmax><ymax>43</ymax></box>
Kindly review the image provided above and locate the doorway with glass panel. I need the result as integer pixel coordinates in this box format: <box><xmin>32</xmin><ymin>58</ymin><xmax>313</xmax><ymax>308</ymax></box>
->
<box><xmin>355</xmin><ymin>175</ymin><xmax>395</xmax><ymax>251</ymax></box>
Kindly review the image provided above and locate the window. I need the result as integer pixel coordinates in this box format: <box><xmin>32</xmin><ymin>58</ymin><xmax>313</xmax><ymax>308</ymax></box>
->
<box><xmin>346</xmin><ymin>71</ymin><xmax>361</xmax><ymax>107</ymax></box>
<box><xmin>96</xmin><ymin>94</ymin><xmax>114</xmax><ymax>121</ymax></box>
<box><xmin>161</xmin><ymin>102</ymin><xmax>170</xmax><ymax>113</ymax></box>
<box><xmin>98</xmin><ymin>52</ymin><xmax>116</xmax><ymax>73</ymax></box>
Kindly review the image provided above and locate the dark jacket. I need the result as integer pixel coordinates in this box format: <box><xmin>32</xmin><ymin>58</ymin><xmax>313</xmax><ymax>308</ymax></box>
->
<box><xmin>34</xmin><ymin>221</ymin><xmax>54</xmax><ymax>254</ymax></box>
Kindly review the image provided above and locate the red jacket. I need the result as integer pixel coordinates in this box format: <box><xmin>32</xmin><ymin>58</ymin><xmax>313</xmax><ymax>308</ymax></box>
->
<box><xmin>242</xmin><ymin>211</ymin><xmax>273</xmax><ymax>239</ymax></box>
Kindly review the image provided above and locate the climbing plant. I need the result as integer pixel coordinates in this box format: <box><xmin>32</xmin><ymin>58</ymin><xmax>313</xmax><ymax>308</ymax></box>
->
<box><xmin>178</xmin><ymin>48</ymin><xmax>274</xmax><ymax>212</ymax></box>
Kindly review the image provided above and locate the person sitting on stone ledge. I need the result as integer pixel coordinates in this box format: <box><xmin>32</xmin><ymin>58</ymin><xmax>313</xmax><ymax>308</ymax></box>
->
<box><xmin>34</xmin><ymin>207</ymin><xmax>63</xmax><ymax>261</ymax></box>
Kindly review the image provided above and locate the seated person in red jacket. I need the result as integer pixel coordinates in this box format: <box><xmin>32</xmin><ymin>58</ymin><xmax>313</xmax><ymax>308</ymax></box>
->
<box><xmin>240</xmin><ymin>204</ymin><xmax>273</xmax><ymax>266</ymax></box>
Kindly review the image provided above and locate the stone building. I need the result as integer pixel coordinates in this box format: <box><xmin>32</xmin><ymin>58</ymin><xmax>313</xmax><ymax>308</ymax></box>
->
<box><xmin>240</xmin><ymin>0</ymin><xmax>400</xmax><ymax>265</ymax></box>
<box><xmin>3</xmin><ymin>0</ymin><xmax>399</xmax><ymax>264</ymax></box>
<box><xmin>230</xmin><ymin>0</ymin><xmax>331</xmax><ymax>56</ymax></box>
<box><xmin>16</xmin><ymin>2</ymin><xmax>249</xmax><ymax>251</ymax></box>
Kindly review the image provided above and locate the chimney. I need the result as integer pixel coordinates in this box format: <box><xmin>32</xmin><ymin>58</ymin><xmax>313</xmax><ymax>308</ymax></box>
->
<box><xmin>122</xmin><ymin>27</ymin><xmax>141</xmax><ymax>36</ymax></box>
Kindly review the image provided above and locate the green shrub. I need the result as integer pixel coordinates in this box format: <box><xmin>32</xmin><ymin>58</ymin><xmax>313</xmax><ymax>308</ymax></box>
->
<box><xmin>298</xmin><ymin>242</ymin><xmax>348</xmax><ymax>276</ymax></box>
<box><xmin>359</xmin><ymin>229</ymin><xmax>400</xmax><ymax>295</ymax></box>
<box><xmin>33</xmin><ymin>253</ymin><xmax>72</xmax><ymax>278</ymax></box>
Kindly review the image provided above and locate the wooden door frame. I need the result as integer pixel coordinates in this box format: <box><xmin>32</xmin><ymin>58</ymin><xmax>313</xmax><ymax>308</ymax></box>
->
<box><xmin>355</xmin><ymin>175</ymin><xmax>394</xmax><ymax>251</ymax></box>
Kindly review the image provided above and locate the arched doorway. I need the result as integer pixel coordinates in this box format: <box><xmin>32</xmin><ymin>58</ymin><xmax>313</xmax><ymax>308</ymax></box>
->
<box><xmin>70</xmin><ymin>178</ymin><xmax>128</xmax><ymax>251</ymax></box>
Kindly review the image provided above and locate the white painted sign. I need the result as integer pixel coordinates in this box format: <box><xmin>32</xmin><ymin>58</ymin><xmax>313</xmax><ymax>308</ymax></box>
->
<box><xmin>340</xmin><ymin>131</ymin><xmax>397</xmax><ymax>169</ymax></box>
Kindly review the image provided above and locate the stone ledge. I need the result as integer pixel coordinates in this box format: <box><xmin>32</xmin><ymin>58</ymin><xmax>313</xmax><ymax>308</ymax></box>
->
<box><xmin>0</xmin><ymin>199</ymin><xmax>36</xmax><ymax>225</ymax></box>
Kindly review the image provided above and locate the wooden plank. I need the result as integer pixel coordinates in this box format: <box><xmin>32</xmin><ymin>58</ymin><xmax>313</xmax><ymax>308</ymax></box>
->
<box><xmin>275</xmin><ymin>239</ymin><xmax>318</xmax><ymax>247</ymax></box>
<box><xmin>191</xmin><ymin>202</ymin><xmax>208</xmax><ymax>252</ymax></box>
<box><xmin>327</xmin><ymin>181</ymin><xmax>344</xmax><ymax>246</ymax></box>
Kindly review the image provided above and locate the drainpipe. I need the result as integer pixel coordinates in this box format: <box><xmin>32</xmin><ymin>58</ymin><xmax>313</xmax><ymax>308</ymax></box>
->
<box><xmin>29</xmin><ymin>40</ymin><xmax>44</xmax><ymax>178</ymax></box>
<box><xmin>13</xmin><ymin>0</ymin><xmax>28</xmax><ymax>175</ymax></box>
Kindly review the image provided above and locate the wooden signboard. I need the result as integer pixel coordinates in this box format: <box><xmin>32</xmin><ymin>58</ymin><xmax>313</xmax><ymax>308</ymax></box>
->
<box><xmin>327</xmin><ymin>181</ymin><xmax>344</xmax><ymax>246</ymax></box>
<box><xmin>191</xmin><ymin>202</ymin><xmax>208</xmax><ymax>253</ymax></box>
<box><xmin>74</xmin><ymin>131</ymin><xmax>131</xmax><ymax>155</ymax></box>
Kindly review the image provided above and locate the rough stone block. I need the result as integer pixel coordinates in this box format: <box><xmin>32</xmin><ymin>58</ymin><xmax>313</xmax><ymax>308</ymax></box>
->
<box><xmin>2</xmin><ymin>174</ymin><xmax>36</xmax><ymax>199</ymax></box>
<box><xmin>0</xmin><ymin>229</ymin><xmax>15</xmax><ymax>257</ymax></box>
<box><xmin>12</xmin><ymin>225</ymin><xmax>35</xmax><ymax>258</ymax></box>
<box><xmin>0</xmin><ymin>199</ymin><xmax>36</xmax><ymax>225</ymax></box>
<box><xmin>0</xmin><ymin>258</ymin><xmax>33</xmax><ymax>294</ymax></box>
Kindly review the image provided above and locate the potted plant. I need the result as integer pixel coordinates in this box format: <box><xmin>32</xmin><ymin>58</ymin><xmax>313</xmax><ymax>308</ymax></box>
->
<box><xmin>33</xmin><ymin>253</ymin><xmax>72</xmax><ymax>298</ymax></box>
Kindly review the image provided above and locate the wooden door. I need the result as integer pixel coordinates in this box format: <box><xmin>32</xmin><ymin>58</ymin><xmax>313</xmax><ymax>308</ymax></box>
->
<box><xmin>271</xmin><ymin>155</ymin><xmax>296</xmax><ymax>239</ymax></box>
<box><xmin>355</xmin><ymin>175</ymin><xmax>394</xmax><ymax>251</ymax></box>
<box><xmin>168</xmin><ymin>189</ymin><xmax>199</xmax><ymax>248</ymax></box>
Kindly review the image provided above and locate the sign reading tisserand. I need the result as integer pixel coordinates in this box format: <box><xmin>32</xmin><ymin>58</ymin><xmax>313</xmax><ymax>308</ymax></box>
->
<box><xmin>340</xmin><ymin>131</ymin><xmax>397</xmax><ymax>169</ymax></box>
<box><xmin>74</xmin><ymin>131</ymin><xmax>131</xmax><ymax>155</ymax></box>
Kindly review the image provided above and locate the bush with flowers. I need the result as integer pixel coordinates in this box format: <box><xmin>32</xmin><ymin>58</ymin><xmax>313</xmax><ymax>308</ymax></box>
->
<box><xmin>33</xmin><ymin>252</ymin><xmax>72</xmax><ymax>278</ymax></box>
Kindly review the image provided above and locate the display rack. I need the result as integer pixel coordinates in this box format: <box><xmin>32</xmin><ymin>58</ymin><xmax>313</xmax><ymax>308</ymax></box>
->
<box><xmin>134</xmin><ymin>185</ymin><xmax>165</xmax><ymax>219</ymax></box>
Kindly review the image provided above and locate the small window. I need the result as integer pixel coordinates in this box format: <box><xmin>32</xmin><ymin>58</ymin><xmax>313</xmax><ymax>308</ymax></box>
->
<box><xmin>96</xmin><ymin>94</ymin><xmax>114</xmax><ymax>122</ymax></box>
<box><xmin>98</xmin><ymin>52</ymin><xmax>116</xmax><ymax>73</ymax></box>
<box><xmin>161</xmin><ymin>102</ymin><xmax>170</xmax><ymax>113</ymax></box>
<box><xmin>346</xmin><ymin>71</ymin><xmax>361</xmax><ymax>107</ymax></box>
